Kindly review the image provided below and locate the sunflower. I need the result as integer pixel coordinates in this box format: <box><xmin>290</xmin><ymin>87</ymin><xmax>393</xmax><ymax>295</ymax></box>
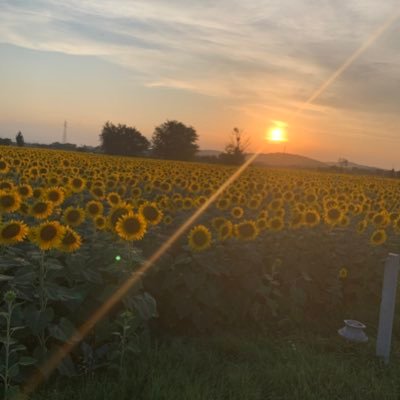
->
<box><xmin>107</xmin><ymin>192</ymin><xmax>121</xmax><ymax>207</ymax></box>
<box><xmin>393</xmin><ymin>217</ymin><xmax>400</xmax><ymax>234</ymax></box>
<box><xmin>324</xmin><ymin>207</ymin><xmax>343</xmax><ymax>226</ymax></box>
<box><xmin>188</xmin><ymin>225</ymin><xmax>212</xmax><ymax>251</ymax></box>
<box><xmin>372</xmin><ymin>211</ymin><xmax>390</xmax><ymax>228</ymax></box>
<box><xmin>268</xmin><ymin>199</ymin><xmax>283</xmax><ymax>211</ymax></box>
<box><xmin>268</xmin><ymin>216</ymin><xmax>284</xmax><ymax>232</ymax></box>
<box><xmin>94</xmin><ymin>215</ymin><xmax>108</xmax><ymax>230</ymax></box>
<box><xmin>90</xmin><ymin>186</ymin><xmax>105</xmax><ymax>200</ymax></box>
<box><xmin>139</xmin><ymin>202</ymin><xmax>163</xmax><ymax>225</ymax></box>
<box><xmin>234</xmin><ymin>220</ymin><xmax>259</xmax><ymax>241</ymax></box>
<box><xmin>0</xmin><ymin>191</ymin><xmax>22</xmax><ymax>213</ymax></box>
<box><xmin>195</xmin><ymin>196</ymin><xmax>207</xmax><ymax>208</ymax></box>
<box><xmin>231</xmin><ymin>206</ymin><xmax>244</xmax><ymax>219</ymax></box>
<box><xmin>0</xmin><ymin>220</ymin><xmax>29</xmax><ymax>245</ymax></box>
<box><xmin>256</xmin><ymin>218</ymin><xmax>268</xmax><ymax>231</ymax></box>
<box><xmin>216</xmin><ymin>197</ymin><xmax>230</xmax><ymax>211</ymax></box>
<box><xmin>69</xmin><ymin>177</ymin><xmax>86</xmax><ymax>193</ymax></box>
<box><xmin>108</xmin><ymin>203</ymin><xmax>132</xmax><ymax>228</ymax></box>
<box><xmin>0</xmin><ymin>160</ymin><xmax>10</xmax><ymax>174</ymax></box>
<box><xmin>30</xmin><ymin>200</ymin><xmax>54</xmax><ymax>219</ymax></box>
<box><xmin>31</xmin><ymin>221</ymin><xmax>66</xmax><ymax>250</ymax></box>
<box><xmin>303</xmin><ymin>210</ymin><xmax>320</xmax><ymax>227</ymax></box>
<box><xmin>32</xmin><ymin>187</ymin><xmax>43</xmax><ymax>199</ymax></box>
<box><xmin>86</xmin><ymin>200</ymin><xmax>104</xmax><ymax>218</ymax></box>
<box><xmin>163</xmin><ymin>214</ymin><xmax>173</xmax><ymax>225</ymax></box>
<box><xmin>17</xmin><ymin>184</ymin><xmax>33</xmax><ymax>199</ymax></box>
<box><xmin>44</xmin><ymin>187</ymin><xmax>65</xmax><ymax>206</ymax></box>
<box><xmin>338</xmin><ymin>267</ymin><xmax>348</xmax><ymax>279</ymax></box>
<box><xmin>59</xmin><ymin>226</ymin><xmax>82</xmax><ymax>252</ymax></box>
<box><xmin>211</xmin><ymin>217</ymin><xmax>228</xmax><ymax>230</ymax></box>
<box><xmin>63</xmin><ymin>206</ymin><xmax>85</xmax><ymax>227</ymax></box>
<box><xmin>218</xmin><ymin>221</ymin><xmax>233</xmax><ymax>241</ymax></box>
<box><xmin>182</xmin><ymin>197</ymin><xmax>194</xmax><ymax>210</ymax></box>
<box><xmin>356</xmin><ymin>219</ymin><xmax>368</xmax><ymax>234</ymax></box>
<box><xmin>115</xmin><ymin>212</ymin><xmax>147</xmax><ymax>241</ymax></box>
<box><xmin>369</xmin><ymin>229</ymin><xmax>387</xmax><ymax>246</ymax></box>
<box><xmin>0</xmin><ymin>181</ymin><xmax>15</xmax><ymax>191</ymax></box>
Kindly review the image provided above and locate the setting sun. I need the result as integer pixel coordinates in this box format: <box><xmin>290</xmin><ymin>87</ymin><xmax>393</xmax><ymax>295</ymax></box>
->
<box><xmin>267</xmin><ymin>121</ymin><xmax>288</xmax><ymax>142</ymax></box>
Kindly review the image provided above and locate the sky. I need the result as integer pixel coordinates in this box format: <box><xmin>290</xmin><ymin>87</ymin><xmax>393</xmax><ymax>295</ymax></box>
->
<box><xmin>1</xmin><ymin>0</ymin><xmax>400</xmax><ymax>168</ymax></box>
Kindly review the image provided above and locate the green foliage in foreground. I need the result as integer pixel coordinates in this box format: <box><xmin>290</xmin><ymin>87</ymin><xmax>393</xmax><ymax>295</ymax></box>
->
<box><xmin>33</xmin><ymin>334</ymin><xmax>400</xmax><ymax>400</ymax></box>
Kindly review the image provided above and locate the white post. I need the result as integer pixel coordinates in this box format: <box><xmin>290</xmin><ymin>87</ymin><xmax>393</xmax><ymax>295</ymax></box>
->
<box><xmin>376</xmin><ymin>253</ymin><xmax>400</xmax><ymax>364</ymax></box>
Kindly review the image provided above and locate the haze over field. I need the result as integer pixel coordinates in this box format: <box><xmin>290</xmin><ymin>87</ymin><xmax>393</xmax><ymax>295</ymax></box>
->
<box><xmin>1</xmin><ymin>1</ymin><xmax>400</xmax><ymax>168</ymax></box>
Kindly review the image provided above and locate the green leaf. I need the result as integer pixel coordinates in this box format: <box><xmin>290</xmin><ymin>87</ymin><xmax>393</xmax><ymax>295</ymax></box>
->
<box><xmin>132</xmin><ymin>292</ymin><xmax>158</xmax><ymax>320</ymax></box>
<box><xmin>0</xmin><ymin>336</ymin><xmax>17</xmax><ymax>345</ymax></box>
<box><xmin>18</xmin><ymin>356</ymin><xmax>37</xmax><ymax>366</ymax></box>
<box><xmin>8</xmin><ymin>363</ymin><xmax>20</xmax><ymax>378</ymax></box>
<box><xmin>49</xmin><ymin>318</ymin><xmax>78</xmax><ymax>343</ymax></box>
<box><xmin>9</xmin><ymin>344</ymin><xmax>27</xmax><ymax>354</ymax></box>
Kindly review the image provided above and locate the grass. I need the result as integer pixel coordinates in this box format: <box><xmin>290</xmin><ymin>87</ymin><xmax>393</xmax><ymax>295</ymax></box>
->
<box><xmin>32</xmin><ymin>333</ymin><xmax>400</xmax><ymax>400</ymax></box>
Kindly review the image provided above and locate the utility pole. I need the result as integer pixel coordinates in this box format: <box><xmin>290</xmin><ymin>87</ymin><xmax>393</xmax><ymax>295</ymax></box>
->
<box><xmin>62</xmin><ymin>120</ymin><xmax>67</xmax><ymax>144</ymax></box>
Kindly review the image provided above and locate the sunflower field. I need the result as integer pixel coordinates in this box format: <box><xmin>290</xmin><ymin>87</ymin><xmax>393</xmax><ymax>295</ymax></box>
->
<box><xmin>1</xmin><ymin>145</ymin><xmax>400</xmax><ymax>392</ymax></box>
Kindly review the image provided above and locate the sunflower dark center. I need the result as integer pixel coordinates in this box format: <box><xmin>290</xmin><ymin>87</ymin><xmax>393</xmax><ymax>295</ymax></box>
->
<box><xmin>328</xmin><ymin>209</ymin><xmax>341</xmax><ymax>220</ymax></box>
<box><xmin>33</xmin><ymin>202</ymin><xmax>48</xmax><ymax>214</ymax></box>
<box><xmin>143</xmin><ymin>206</ymin><xmax>158</xmax><ymax>221</ymax></box>
<box><xmin>66</xmin><ymin>210</ymin><xmax>80</xmax><ymax>223</ymax></box>
<box><xmin>123</xmin><ymin>217</ymin><xmax>141</xmax><ymax>234</ymax></box>
<box><xmin>40</xmin><ymin>225</ymin><xmax>57</xmax><ymax>241</ymax></box>
<box><xmin>62</xmin><ymin>232</ymin><xmax>77</xmax><ymax>245</ymax></box>
<box><xmin>192</xmin><ymin>231</ymin><xmax>208</xmax><ymax>246</ymax></box>
<box><xmin>2</xmin><ymin>223</ymin><xmax>21</xmax><ymax>239</ymax></box>
<box><xmin>1</xmin><ymin>195</ymin><xmax>15</xmax><ymax>208</ymax></box>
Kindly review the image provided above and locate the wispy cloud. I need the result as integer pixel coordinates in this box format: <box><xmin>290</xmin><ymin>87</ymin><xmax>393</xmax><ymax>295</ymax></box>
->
<box><xmin>1</xmin><ymin>0</ymin><xmax>400</xmax><ymax>148</ymax></box>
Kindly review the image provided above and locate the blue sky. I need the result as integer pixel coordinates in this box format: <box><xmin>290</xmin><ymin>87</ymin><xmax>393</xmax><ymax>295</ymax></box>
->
<box><xmin>1</xmin><ymin>0</ymin><xmax>400</xmax><ymax>167</ymax></box>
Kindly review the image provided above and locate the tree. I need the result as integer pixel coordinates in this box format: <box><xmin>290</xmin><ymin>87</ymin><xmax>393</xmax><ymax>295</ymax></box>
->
<box><xmin>219</xmin><ymin>127</ymin><xmax>249</xmax><ymax>165</ymax></box>
<box><xmin>99</xmin><ymin>122</ymin><xmax>150</xmax><ymax>156</ymax></box>
<box><xmin>16</xmin><ymin>131</ymin><xmax>25</xmax><ymax>147</ymax></box>
<box><xmin>151</xmin><ymin>120</ymin><xmax>199</xmax><ymax>161</ymax></box>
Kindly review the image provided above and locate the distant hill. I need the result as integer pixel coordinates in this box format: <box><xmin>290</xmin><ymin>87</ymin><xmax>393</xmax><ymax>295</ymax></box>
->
<box><xmin>197</xmin><ymin>150</ymin><xmax>327</xmax><ymax>168</ymax></box>
<box><xmin>248</xmin><ymin>152</ymin><xmax>327</xmax><ymax>168</ymax></box>
<box><xmin>197</xmin><ymin>149</ymin><xmax>384</xmax><ymax>171</ymax></box>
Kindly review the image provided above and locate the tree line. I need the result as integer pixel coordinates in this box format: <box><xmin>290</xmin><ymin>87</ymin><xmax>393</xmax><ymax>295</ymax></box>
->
<box><xmin>99</xmin><ymin>120</ymin><xmax>247</xmax><ymax>165</ymax></box>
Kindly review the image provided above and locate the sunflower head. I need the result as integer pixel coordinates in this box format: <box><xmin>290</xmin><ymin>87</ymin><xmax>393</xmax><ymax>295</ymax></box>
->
<box><xmin>115</xmin><ymin>212</ymin><xmax>147</xmax><ymax>241</ymax></box>
<box><xmin>369</xmin><ymin>229</ymin><xmax>387</xmax><ymax>246</ymax></box>
<box><xmin>63</xmin><ymin>206</ymin><xmax>85</xmax><ymax>227</ymax></box>
<box><xmin>86</xmin><ymin>200</ymin><xmax>104</xmax><ymax>218</ymax></box>
<box><xmin>107</xmin><ymin>192</ymin><xmax>121</xmax><ymax>207</ymax></box>
<box><xmin>303</xmin><ymin>210</ymin><xmax>320</xmax><ymax>228</ymax></box>
<box><xmin>94</xmin><ymin>215</ymin><xmax>108</xmax><ymax>230</ymax></box>
<box><xmin>139</xmin><ymin>202</ymin><xmax>163</xmax><ymax>225</ymax></box>
<box><xmin>31</xmin><ymin>200</ymin><xmax>54</xmax><ymax>219</ymax></box>
<box><xmin>17</xmin><ymin>184</ymin><xmax>33</xmax><ymax>199</ymax></box>
<box><xmin>0</xmin><ymin>191</ymin><xmax>21</xmax><ymax>213</ymax></box>
<box><xmin>218</xmin><ymin>221</ymin><xmax>233</xmax><ymax>242</ymax></box>
<box><xmin>0</xmin><ymin>220</ymin><xmax>29</xmax><ymax>245</ymax></box>
<box><xmin>31</xmin><ymin>221</ymin><xmax>66</xmax><ymax>251</ymax></box>
<box><xmin>231</xmin><ymin>206</ymin><xmax>244</xmax><ymax>219</ymax></box>
<box><xmin>268</xmin><ymin>217</ymin><xmax>284</xmax><ymax>232</ymax></box>
<box><xmin>59</xmin><ymin>226</ymin><xmax>82</xmax><ymax>252</ymax></box>
<box><xmin>235</xmin><ymin>220</ymin><xmax>259</xmax><ymax>241</ymax></box>
<box><xmin>188</xmin><ymin>225</ymin><xmax>212</xmax><ymax>252</ymax></box>
<box><xmin>45</xmin><ymin>187</ymin><xmax>65</xmax><ymax>206</ymax></box>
